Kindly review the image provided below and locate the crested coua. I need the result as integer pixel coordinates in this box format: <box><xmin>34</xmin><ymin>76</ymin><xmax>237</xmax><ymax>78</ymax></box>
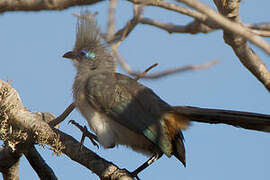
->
<box><xmin>63</xmin><ymin>11</ymin><xmax>189</xmax><ymax>175</ymax></box>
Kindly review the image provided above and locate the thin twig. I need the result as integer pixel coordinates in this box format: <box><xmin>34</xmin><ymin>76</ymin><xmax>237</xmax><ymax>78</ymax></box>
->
<box><xmin>68</xmin><ymin>120</ymin><xmax>99</xmax><ymax>148</ymax></box>
<box><xmin>128</xmin><ymin>0</ymin><xmax>208</xmax><ymax>23</ymax></box>
<box><xmin>139</xmin><ymin>18</ymin><xmax>214</xmax><ymax>34</ymax></box>
<box><xmin>112</xmin><ymin>46</ymin><xmax>218</xmax><ymax>79</ymax></box>
<box><xmin>49</xmin><ymin>103</ymin><xmax>75</xmax><ymax>126</ymax></box>
<box><xmin>246</xmin><ymin>22</ymin><xmax>270</xmax><ymax>31</ymax></box>
<box><xmin>109</xmin><ymin>5</ymin><xmax>144</xmax><ymax>45</ymax></box>
<box><xmin>248</xmin><ymin>29</ymin><xmax>270</xmax><ymax>37</ymax></box>
<box><xmin>130</xmin><ymin>59</ymin><xmax>219</xmax><ymax>79</ymax></box>
<box><xmin>134</xmin><ymin>63</ymin><xmax>158</xmax><ymax>81</ymax></box>
<box><xmin>106</xmin><ymin>0</ymin><xmax>118</xmax><ymax>41</ymax></box>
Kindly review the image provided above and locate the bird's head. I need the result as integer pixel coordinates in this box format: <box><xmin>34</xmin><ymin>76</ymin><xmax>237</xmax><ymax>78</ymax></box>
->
<box><xmin>63</xmin><ymin>11</ymin><xmax>115</xmax><ymax>73</ymax></box>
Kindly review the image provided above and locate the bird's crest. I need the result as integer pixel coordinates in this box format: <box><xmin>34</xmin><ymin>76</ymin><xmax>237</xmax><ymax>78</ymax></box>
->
<box><xmin>74</xmin><ymin>11</ymin><xmax>102</xmax><ymax>53</ymax></box>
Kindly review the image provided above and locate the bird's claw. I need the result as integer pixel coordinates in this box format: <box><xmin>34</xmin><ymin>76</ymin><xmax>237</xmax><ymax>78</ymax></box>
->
<box><xmin>68</xmin><ymin>119</ymin><xmax>99</xmax><ymax>149</ymax></box>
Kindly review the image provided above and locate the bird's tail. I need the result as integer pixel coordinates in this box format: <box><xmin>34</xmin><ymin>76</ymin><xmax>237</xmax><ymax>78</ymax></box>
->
<box><xmin>162</xmin><ymin>111</ymin><xmax>190</xmax><ymax>166</ymax></box>
<box><xmin>163</xmin><ymin>106</ymin><xmax>270</xmax><ymax>166</ymax></box>
<box><xmin>173</xmin><ymin>106</ymin><xmax>270</xmax><ymax>132</ymax></box>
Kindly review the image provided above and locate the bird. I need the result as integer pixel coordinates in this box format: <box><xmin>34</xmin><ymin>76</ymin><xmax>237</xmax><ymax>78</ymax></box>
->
<box><xmin>63</xmin><ymin>11</ymin><xmax>270</xmax><ymax>177</ymax></box>
<box><xmin>62</xmin><ymin>11</ymin><xmax>189</xmax><ymax>176</ymax></box>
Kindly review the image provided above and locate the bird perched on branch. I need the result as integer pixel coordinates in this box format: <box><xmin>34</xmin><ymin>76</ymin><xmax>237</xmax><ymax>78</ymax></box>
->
<box><xmin>63</xmin><ymin>11</ymin><xmax>189</xmax><ymax>176</ymax></box>
<box><xmin>63</xmin><ymin>10</ymin><xmax>270</xmax><ymax>177</ymax></box>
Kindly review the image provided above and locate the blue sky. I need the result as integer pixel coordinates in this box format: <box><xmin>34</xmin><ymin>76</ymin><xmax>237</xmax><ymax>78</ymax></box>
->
<box><xmin>1</xmin><ymin>1</ymin><xmax>270</xmax><ymax>179</ymax></box>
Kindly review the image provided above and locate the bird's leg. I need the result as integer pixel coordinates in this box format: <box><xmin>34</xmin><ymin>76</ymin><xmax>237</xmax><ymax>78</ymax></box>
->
<box><xmin>68</xmin><ymin>120</ymin><xmax>99</xmax><ymax>148</ymax></box>
<box><xmin>131</xmin><ymin>153</ymin><xmax>162</xmax><ymax>178</ymax></box>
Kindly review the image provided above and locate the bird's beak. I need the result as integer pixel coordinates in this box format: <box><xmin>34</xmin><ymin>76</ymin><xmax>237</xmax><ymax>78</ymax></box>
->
<box><xmin>62</xmin><ymin>51</ymin><xmax>75</xmax><ymax>59</ymax></box>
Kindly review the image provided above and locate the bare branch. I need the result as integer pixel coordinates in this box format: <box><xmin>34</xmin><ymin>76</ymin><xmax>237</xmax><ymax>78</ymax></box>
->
<box><xmin>24</xmin><ymin>146</ymin><xmax>58</xmax><ymax>180</ymax></box>
<box><xmin>177</xmin><ymin>0</ymin><xmax>270</xmax><ymax>56</ymax></box>
<box><xmin>134</xmin><ymin>63</ymin><xmax>158</xmax><ymax>81</ymax></box>
<box><xmin>0</xmin><ymin>146</ymin><xmax>21</xmax><ymax>180</ymax></box>
<box><xmin>109</xmin><ymin>5</ymin><xmax>144</xmax><ymax>44</ymax></box>
<box><xmin>115</xmin><ymin>54</ymin><xmax>219</xmax><ymax>79</ymax></box>
<box><xmin>246</xmin><ymin>22</ymin><xmax>270</xmax><ymax>31</ymax></box>
<box><xmin>106</xmin><ymin>0</ymin><xmax>118</xmax><ymax>41</ymax></box>
<box><xmin>138</xmin><ymin>59</ymin><xmax>219</xmax><ymax>79</ymax></box>
<box><xmin>68</xmin><ymin>120</ymin><xmax>99</xmax><ymax>148</ymax></box>
<box><xmin>49</xmin><ymin>103</ymin><xmax>75</xmax><ymax>127</ymax></box>
<box><xmin>127</xmin><ymin>0</ymin><xmax>208</xmax><ymax>23</ymax></box>
<box><xmin>249</xmin><ymin>29</ymin><xmax>270</xmax><ymax>37</ymax></box>
<box><xmin>0</xmin><ymin>0</ymin><xmax>103</xmax><ymax>14</ymax></box>
<box><xmin>139</xmin><ymin>18</ymin><xmax>214</xmax><ymax>34</ymax></box>
<box><xmin>208</xmin><ymin>0</ymin><xmax>270</xmax><ymax>91</ymax></box>
<box><xmin>54</xmin><ymin>128</ymin><xmax>134</xmax><ymax>179</ymax></box>
<box><xmin>0</xmin><ymin>80</ymin><xmax>133</xmax><ymax>179</ymax></box>
<box><xmin>140</xmin><ymin>17</ymin><xmax>270</xmax><ymax>37</ymax></box>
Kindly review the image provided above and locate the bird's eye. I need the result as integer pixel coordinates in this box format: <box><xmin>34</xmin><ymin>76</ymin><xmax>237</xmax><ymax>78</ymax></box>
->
<box><xmin>80</xmin><ymin>49</ymin><xmax>96</xmax><ymax>60</ymax></box>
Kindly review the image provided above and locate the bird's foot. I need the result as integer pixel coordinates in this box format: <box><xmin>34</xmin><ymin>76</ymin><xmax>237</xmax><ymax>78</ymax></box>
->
<box><xmin>68</xmin><ymin>120</ymin><xmax>99</xmax><ymax>149</ymax></box>
<box><xmin>131</xmin><ymin>153</ymin><xmax>162</xmax><ymax>179</ymax></box>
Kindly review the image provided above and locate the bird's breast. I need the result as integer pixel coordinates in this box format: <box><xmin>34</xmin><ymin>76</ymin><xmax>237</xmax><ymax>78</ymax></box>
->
<box><xmin>74</xmin><ymin>89</ymin><xmax>159</xmax><ymax>155</ymax></box>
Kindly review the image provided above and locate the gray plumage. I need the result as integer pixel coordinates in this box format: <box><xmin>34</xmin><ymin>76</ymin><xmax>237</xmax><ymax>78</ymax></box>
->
<box><xmin>63</xmin><ymin>10</ymin><xmax>188</xmax><ymax>169</ymax></box>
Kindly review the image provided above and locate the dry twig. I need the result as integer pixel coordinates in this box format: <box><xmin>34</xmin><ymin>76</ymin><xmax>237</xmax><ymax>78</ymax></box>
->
<box><xmin>0</xmin><ymin>0</ymin><xmax>103</xmax><ymax>13</ymax></box>
<box><xmin>106</xmin><ymin>0</ymin><xmax>118</xmax><ymax>41</ymax></box>
<box><xmin>49</xmin><ymin>103</ymin><xmax>75</xmax><ymax>127</ymax></box>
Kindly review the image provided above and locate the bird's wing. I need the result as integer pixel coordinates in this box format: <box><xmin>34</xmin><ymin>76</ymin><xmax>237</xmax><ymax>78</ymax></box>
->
<box><xmin>86</xmin><ymin>72</ymin><xmax>174</xmax><ymax>156</ymax></box>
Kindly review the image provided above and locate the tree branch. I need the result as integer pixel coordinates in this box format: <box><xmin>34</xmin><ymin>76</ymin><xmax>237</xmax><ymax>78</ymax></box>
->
<box><xmin>139</xmin><ymin>18</ymin><xmax>214</xmax><ymax>34</ymax></box>
<box><xmin>24</xmin><ymin>146</ymin><xmax>58</xmax><ymax>180</ymax></box>
<box><xmin>115</xmin><ymin>53</ymin><xmax>218</xmax><ymax>79</ymax></box>
<box><xmin>139</xmin><ymin>17</ymin><xmax>270</xmax><ymax>37</ymax></box>
<box><xmin>0</xmin><ymin>80</ymin><xmax>133</xmax><ymax>179</ymax></box>
<box><xmin>209</xmin><ymin>0</ymin><xmax>270</xmax><ymax>91</ymax></box>
<box><xmin>177</xmin><ymin>0</ymin><xmax>270</xmax><ymax>56</ymax></box>
<box><xmin>49</xmin><ymin>103</ymin><xmax>75</xmax><ymax>127</ymax></box>
<box><xmin>108</xmin><ymin>5</ymin><xmax>144</xmax><ymax>45</ymax></box>
<box><xmin>0</xmin><ymin>146</ymin><xmax>21</xmax><ymax>180</ymax></box>
<box><xmin>0</xmin><ymin>0</ymin><xmax>104</xmax><ymax>14</ymax></box>
<box><xmin>127</xmin><ymin>0</ymin><xmax>208</xmax><ymax>23</ymax></box>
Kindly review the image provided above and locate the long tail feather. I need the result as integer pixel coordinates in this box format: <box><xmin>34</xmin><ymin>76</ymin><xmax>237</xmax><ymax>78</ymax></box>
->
<box><xmin>173</xmin><ymin>106</ymin><xmax>270</xmax><ymax>132</ymax></box>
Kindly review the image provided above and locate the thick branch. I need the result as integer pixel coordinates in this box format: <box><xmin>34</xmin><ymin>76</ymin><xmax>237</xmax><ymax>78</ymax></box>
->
<box><xmin>0</xmin><ymin>80</ymin><xmax>133</xmax><ymax>179</ymax></box>
<box><xmin>24</xmin><ymin>146</ymin><xmax>57</xmax><ymax>180</ymax></box>
<box><xmin>0</xmin><ymin>146</ymin><xmax>21</xmax><ymax>180</ymax></box>
<box><xmin>139</xmin><ymin>18</ymin><xmax>270</xmax><ymax>37</ymax></box>
<box><xmin>54</xmin><ymin>129</ymin><xmax>133</xmax><ymax>180</ymax></box>
<box><xmin>177</xmin><ymin>0</ymin><xmax>270</xmax><ymax>55</ymax></box>
<box><xmin>0</xmin><ymin>0</ymin><xmax>103</xmax><ymax>14</ymax></box>
<box><xmin>211</xmin><ymin>0</ymin><xmax>270</xmax><ymax>91</ymax></box>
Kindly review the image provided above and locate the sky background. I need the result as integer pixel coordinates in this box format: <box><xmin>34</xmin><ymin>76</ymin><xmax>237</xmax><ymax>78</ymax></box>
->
<box><xmin>1</xmin><ymin>0</ymin><xmax>270</xmax><ymax>179</ymax></box>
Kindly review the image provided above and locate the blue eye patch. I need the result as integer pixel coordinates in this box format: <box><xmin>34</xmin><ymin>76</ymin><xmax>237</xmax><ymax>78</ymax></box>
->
<box><xmin>81</xmin><ymin>49</ymin><xmax>96</xmax><ymax>59</ymax></box>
